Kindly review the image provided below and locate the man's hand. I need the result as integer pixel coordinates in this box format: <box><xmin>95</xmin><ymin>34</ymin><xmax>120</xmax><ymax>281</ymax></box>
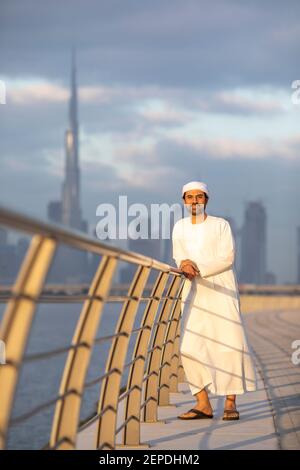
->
<box><xmin>180</xmin><ymin>259</ymin><xmax>200</xmax><ymax>280</ymax></box>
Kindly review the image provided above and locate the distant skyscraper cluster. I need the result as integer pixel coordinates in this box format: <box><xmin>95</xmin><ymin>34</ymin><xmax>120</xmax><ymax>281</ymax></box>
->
<box><xmin>120</xmin><ymin>200</ymin><xmax>278</xmax><ymax>286</ymax></box>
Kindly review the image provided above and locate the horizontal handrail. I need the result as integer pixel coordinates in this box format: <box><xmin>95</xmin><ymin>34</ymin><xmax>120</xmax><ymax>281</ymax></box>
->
<box><xmin>0</xmin><ymin>205</ymin><xmax>180</xmax><ymax>273</ymax></box>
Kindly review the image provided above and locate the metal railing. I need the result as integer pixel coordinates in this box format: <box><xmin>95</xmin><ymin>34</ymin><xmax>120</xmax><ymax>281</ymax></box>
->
<box><xmin>0</xmin><ymin>206</ymin><xmax>186</xmax><ymax>450</ymax></box>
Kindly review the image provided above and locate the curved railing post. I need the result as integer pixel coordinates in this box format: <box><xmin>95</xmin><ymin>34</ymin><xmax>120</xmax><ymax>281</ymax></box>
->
<box><xmin>95</xmin><ymin>265</ymin><xmax>150</xmax><ymax>450</ymax></box>
<box><xmin>158</xmin><ymin>283</ymin><xmax>184</xmax><ymax>405</ymax></box>
<box><xmin>0</xmin><ymin>235</ymin><xmax>56</xmax><ymax>449</ymax></box>
<box><xmin>122</xmin><ymin>271</ymin><xmax>170</xmax><ymax>446</ymax></box>
<box><xmin>49</xmin><ymin>255</ymin><xmax>118</xmax><ymax>450</ymax></box>
<box><xmin>143</xmin><ymin>275</ymin><xmax>183</xmax><ymax>423</ymax></box>
<box><xmin>169</xmin><ymin>307</ymin><xmax>186</xmax><ymax>391</ymax></box>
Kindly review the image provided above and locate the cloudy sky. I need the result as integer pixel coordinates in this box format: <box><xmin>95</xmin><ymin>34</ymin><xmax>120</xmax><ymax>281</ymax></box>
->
<box><xmin>0</xmin><ymin>0</ymin><xmax>299</xmax><ymax>282</ymax></box>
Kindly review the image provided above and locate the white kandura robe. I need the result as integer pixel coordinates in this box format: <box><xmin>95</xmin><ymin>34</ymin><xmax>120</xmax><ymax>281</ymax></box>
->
<box><xmin>172</xmin><ymin>213</ymin><xmax>257</xmax><ymax>396</ymax></box>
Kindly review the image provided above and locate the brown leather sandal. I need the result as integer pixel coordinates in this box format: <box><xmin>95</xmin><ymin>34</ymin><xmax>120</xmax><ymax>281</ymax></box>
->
<box><xmin>222</xmin><ymin>409</ymin><xmax>240</xmax><ymax>420</ymax></box>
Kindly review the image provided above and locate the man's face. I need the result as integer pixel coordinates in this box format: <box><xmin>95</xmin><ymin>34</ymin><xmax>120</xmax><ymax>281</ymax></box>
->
<box><xmin>183</xmin><ymin>189</ymin><xmax>208</xmax><ymax>215</ymax></box>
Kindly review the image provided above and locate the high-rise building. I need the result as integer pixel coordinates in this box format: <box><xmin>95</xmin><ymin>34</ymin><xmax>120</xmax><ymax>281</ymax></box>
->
<box><xmin>0</xmin><ymin>228</ymin><xmax>16</xmax><ymax>283</ymax></box>
<box><xmin>47</xmin><ymin>52</ymin><xmax>88</xmax><ymax>283</ymax></box>
<box><xmin>222</xmin><ymin>216</ymin><xmax>239</xmax><ymax>273</ymax></box>
<box><xmin>62</xmin><ymin>50</ymin><xmax>82</xmax><ymax>230</ymax></box>
<box><xmin>239</xmin><ymin>201</ymin><xmax>267</xmax><ymax>284</ymax></box>
<box><xmin>47</xmin><ymin>201</ymin><xmax>62</xmax><ymax>224</ymax></box>
<box><xmin>264</xmin><ymin>271</ymin><xmax>277</xmax><ymax>284</ymax></box>
<box><xmin>0</xmin><ymin>228</ymin><xmax>8</xmax><ymax>245</ymax></box>
<box><xmin>0</xmin><ymin>229</ymin><xmax>29</xmax><ymax>284</ymax></box>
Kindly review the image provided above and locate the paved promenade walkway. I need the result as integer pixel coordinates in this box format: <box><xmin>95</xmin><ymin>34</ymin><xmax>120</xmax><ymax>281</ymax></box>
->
<box><xmin>77</xmin><ymin>309</ymin><xmax>300</xmax><ymax>450</ymax></box>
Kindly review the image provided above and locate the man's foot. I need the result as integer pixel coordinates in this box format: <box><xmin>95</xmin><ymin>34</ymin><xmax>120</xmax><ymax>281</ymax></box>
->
<box><xmin>178</xmin><ymin>404</ymin><xmax>213</xmax><ymax>419</ymax></box>
<box><xmin>223</xmin><ymin>397</ymin><xmax>239</xmax><ymax>420</ymax></box>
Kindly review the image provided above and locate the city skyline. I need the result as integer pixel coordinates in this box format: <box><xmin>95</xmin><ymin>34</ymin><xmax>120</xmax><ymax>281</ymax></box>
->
<box><xmin>1</xmin><ymin>1</ymin><xmax>299</xmax><ymax>283</ymax></box>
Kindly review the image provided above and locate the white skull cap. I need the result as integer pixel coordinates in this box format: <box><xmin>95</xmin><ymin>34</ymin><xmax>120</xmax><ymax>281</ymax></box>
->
<box><xmin>182</xmin><ymin>181</ymin><xmax>210</xmax><ymax>198</ymax></box>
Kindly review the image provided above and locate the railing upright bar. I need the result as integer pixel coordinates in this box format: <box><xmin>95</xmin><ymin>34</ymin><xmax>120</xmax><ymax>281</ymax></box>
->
<box><xmin>158</xmin><ymin>283</ymin><xmax>184</xmax><ymax>405</ymax></box>
<box><xmin>169</xmin><ymin>316</ymin><xmax>185</xmax><ymax>391</ymax></box>
<box><xmin>0</xmin><ymin>235</ymin><xmax>56</xmax><ymax>449</ymax></box>
<box><xmin>49</xmin><ymin>255</ymin><xmax>118</xmax><ymax>450</ymax></box>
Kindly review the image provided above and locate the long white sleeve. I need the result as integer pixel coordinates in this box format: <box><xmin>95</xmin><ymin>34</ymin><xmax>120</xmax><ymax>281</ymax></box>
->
<box><xmin>197</xmin><ymin>221</ymin><xmax>235</xmax><ymax>278</ymax></box>
<box><xmin>172</xmin><ymin>225</ymin><xmax>186</xmax><ymax>268</ymax></box>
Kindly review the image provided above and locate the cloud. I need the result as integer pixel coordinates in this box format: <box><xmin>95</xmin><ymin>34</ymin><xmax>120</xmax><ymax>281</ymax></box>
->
<box><xmin>1</xmin><ymin>0</ymin><xmax>300</xmax><ymax>89</ymax></box>
<box><xmin>208</xmin><ymin>90</ymin><xmax>285</xmax><ymax>115</ymax></box>
<box><xmin>7</xmin><ymin>80</ymin><xmax>68</xmax><ymax>104</ymax></box>
<box><xmin>137</xmin><ymin>104</ymin><xmax>191</xmax><ymax>126</ymax></box>
<box><xmin>169</xmin><ymin>134</ymin><xmax>300</xmax><ymax>161</ymax></box>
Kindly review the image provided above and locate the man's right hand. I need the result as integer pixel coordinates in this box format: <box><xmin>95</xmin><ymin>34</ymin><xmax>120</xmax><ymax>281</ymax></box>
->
<box><xmin>180</xmin><ymin>259</ymin><xmax>200</xmax><ymax>280</ymax></box>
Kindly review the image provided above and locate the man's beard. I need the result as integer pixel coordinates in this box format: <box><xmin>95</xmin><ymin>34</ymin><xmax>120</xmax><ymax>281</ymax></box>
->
<box><xmin>186</xmin><ymin>203</ymin><xmax>205</xmax><ymax>221</ymax></box>
<box><xmin>186</xmin><ymin>203</ymin><xmax>205</xmax><ymax>214</ymax></box>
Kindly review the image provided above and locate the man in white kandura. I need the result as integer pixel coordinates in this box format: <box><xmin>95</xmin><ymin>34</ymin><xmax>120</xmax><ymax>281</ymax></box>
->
<box><xmin>172</xmin><ymin>181</ymin><xmax>257</xmax><ymax>420</ymax></box>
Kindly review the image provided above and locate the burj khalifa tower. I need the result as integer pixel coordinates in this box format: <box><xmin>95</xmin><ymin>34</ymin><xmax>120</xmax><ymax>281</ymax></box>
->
<box><xmin>47</xmin><ymin>51</ymin><xmax>88</xmax><ymax>282</ymax></box>
<box><xmin>62</xmin><ymin>50</ymin><xmax>83</xmax><ymax>230</ymax></box>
